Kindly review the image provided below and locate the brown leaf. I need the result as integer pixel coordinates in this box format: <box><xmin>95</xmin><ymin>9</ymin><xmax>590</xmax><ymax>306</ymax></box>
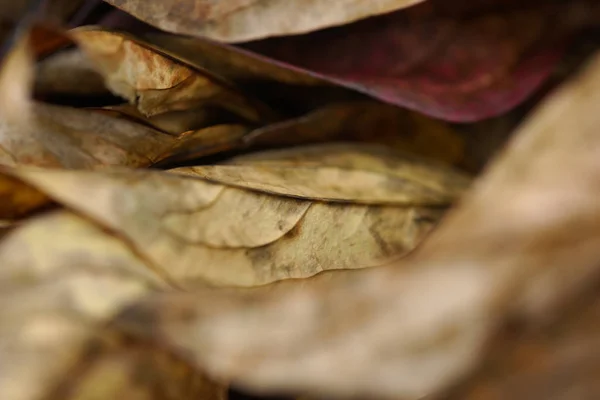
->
<box><xmin>70</xmin><ymin>27</ymin><xmax>274</xmax><ymax>122</ymax></box>
<box><xmin>0</xmin><ymin>173</ymin><xmax>50</xmax><ymax>219</ymax></box>
<box><xmin>110</xmin><ymin>51</ymin><xmax>600</xmax><ymax>399</ymax></box>
<box><xmin>34</xmin><ymin>47</ymin><xmax>108</xmax><ymax>97</ymax></box>
<box><xmin>0</xmin><ymin>99</ymin><xmax>193</xmax><ymax>169</ymax></box>
<box><xmin>102</xmin><ymin>0</ymin><xmax>425</xmax><ymax>42</ymax></box>
<box><xmin>0</xmin><ymin>32</ymin><xmax>248</xmax><ymax>169</ymax></box>
<box><xmin>0</xmin><ymin>144</ymin><xmax>467</xmax><ymax>287</ymax></box>
<box><xmin>98</xmin><ymin>103</ymin><xmax>231</xmax><ymax>135</ymax></box>
<box><xmin>244</xmin><ymin>101</ymin><xmax>465</xmax><ymax>167</ymax></box>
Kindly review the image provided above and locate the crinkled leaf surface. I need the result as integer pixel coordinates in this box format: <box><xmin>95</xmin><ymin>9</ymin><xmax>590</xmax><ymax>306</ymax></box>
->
<box><xmin>0</xmin><ymin>34</ymin><xmax>248</xmax><ymax>169</ymax></box>
<box><xmin>102</xmin><ymin>0</ymin><xmax>425</xmax><ymax>42</ymax></box>
<box><xmin>0</xmin><ymin>144</ymin><xmax>467</xmax><ymax>287</ymax></box>
<box><xmin>110</xmin><ymin>52</ymin><xmax>600</xmax><ymax>399</ymax></box>
<box><xmin>71</xmin><ymin>27</ymin><xmax>273</xmax><ymax>122</ymax></box>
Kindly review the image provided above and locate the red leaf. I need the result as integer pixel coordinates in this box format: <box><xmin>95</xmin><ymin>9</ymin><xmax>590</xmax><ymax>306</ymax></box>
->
<box><xmin>240</xmin><ymin>2</ymin><xmax>576</xmax><ymax>121</ymax></box>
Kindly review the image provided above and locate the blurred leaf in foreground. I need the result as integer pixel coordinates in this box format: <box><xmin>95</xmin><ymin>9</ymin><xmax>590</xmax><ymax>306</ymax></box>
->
<box><xmin>0</xmin><ymin>211</ymin><xmax>225</xmax><ymax>400</ymax></box>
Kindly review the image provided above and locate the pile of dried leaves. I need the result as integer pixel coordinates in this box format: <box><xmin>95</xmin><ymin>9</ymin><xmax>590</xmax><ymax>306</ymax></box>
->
<box><xmin>1</xmin><ymin>1</ymin><xmax>600</xmax><ymax>399</ymax></box>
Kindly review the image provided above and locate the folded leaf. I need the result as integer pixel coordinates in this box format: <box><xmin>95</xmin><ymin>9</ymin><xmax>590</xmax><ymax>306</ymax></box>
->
<box><xmin>102</xmin><ymin>0</ymin><xmax>425</xmax><ymax>42</ymax></box>
<box><xmin>97</xmin><ymin>103</ymin><xmax>229</xmax><ymax>135</ymax></box>
<box><xmin>35</xmin><ymin>47</ymin><xmax>108</xmax><ymax>97</ymax></box>
<box><xmin>71</xmin><ymin>27</ymin><xmax>275</xmax><ymax>122</ymax></box>
<box><xmin>139</xmin><ymin>1</ymin><xmax>597</xmax><ymax>121</ymax></box>
<box><xmin>0</xmin><ymin>144</ymin><xmax>468</xmax><ymax>287</ymax></box>
<box><xmin>0</xmin><ymin>33</ymin><xmax>246</xmax><ymax>169</ymax></box>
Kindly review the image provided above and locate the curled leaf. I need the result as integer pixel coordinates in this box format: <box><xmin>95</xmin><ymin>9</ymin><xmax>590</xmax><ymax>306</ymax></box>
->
<box><xmin>35</xmin><ymin>47</ymin><xmax>108</xmax><ymax>97</ymax></box>
<box><xmin>71</xmin><ymin>27</ymin><xmax>274</xmax><ymax>122</ymax></box>
<box><xmin>0</xmin><ymin>31</ymin><xmax>249</xmax><ymax>169</ymax></box>
<box><xmin>1</xmin><ymin>144</ymin><xmax>468</xmax><ymax>287</ymax></box>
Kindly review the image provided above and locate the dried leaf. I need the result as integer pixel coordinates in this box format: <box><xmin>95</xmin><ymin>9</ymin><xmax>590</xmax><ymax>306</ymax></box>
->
<box><xmin>136</xmin><ymin>1</ymin><xmax>599</xmax><ymax>121</ymax></box>
<box><xmin>35</xmin><ymin>47</ymin><xmax>108</xmax><ymax>97</ymax></box>
<box><xmin>98</xmin><ymin>103</ymin><xmax>230</xmax><ymax>135</ymax></box>
<box><xmin>244</xmin><ymin>101</ymin><xmax>465</xmax><ymax>166</ymax></box>
<box><xmin>70</xmin><ymin>27</ymin><xmax>274</xmax><ymax>122</ymax></box>
<box><xmin>111</xmin><ymin>51</ymin><xmax>600</xmax><ymax>399</ymax></box>
<box><xmin>0</xmin><ymin>33</ymin><xmax>247</xmax><ymax>169</ymax></box>
<box><xmin>0</xmin><ymin>144</ymin><xmax>467</xmax><ymax>287</ymax></box>
<box><xmin>0</xmin><ymin>99</ymin><xmax>197</xmax><ymax>169</ymax></box>
<box><xmin>157</xmin><ymin>124</ymin><xmax>249</xmax><ymax>164</ymax></box>
<box><xmin>175</xmin><ymin>143</ymin><xmax>468</xmax><ymax>204</ymax></box>
<box><xmin>0</xmin><ymin>210</ymin><xmax>225</xmax><ymax>400</ymax></box>
<box><xmin>102</xmin><ymin>0</ymin><xmax>425</xmax><ymax>42</ymax></box>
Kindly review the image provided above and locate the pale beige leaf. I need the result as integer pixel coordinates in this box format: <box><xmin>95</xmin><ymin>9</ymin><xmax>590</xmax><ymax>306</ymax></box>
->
<box><xmin>99</xmin><ymin>104</ymin><xmax>216</xmax><ymax>135</ymax></box>
<box><xmin>174</xmin><ymin>143</ymin><xmax>470</xmax><ymax>205</ymax></box>
<box><xmin>103</xmin><ymin>0</ymin><xmax>425</xmax><ymax>42</ymax></box>
<box><xmin>71</xmin><ymin>28</ymin><xmax>273</xmax><ymax>122</ymax></box>
<box><xmin>0</xmin><ymin>102</ymin><xmax>184</xmax><ymax>169</ymax></box>
<box><xmin>446</xmin><ymin>289</ymin><xmax>600</xmax><ymax>399</ymax></box>
<box><xmin>111</xmin><ymin>52</ymin><xmax>600</xmax><ymax>399</ymax></box>
<box><xmin>0</xmin><ymin>211</ymin><xmax>225</xmax><ymax>400</ymax></box>
<box><xmin>1</xmin><ymin>144</ymin><xmax>464</xmax><ymax>286</ymax></box>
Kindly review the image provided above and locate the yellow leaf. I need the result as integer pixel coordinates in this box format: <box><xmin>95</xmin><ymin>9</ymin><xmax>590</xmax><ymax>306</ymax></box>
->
<box><xmin>1</xmin><ymin>144</ymin><xmax>467</xmax><ymax>287</ymax></box>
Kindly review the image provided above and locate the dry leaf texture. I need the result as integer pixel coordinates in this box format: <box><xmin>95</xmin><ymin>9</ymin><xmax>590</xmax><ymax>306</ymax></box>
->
<box><xmin>0</xmin><ymin>144</ymin><xmax>467</xmax><ymax>287</ymax></box>
<box><xmin>71</xmin><ymin>28</ymin><xmax>271</xmax><ymax>122</ymax></box>
<box><xmin>103</xmin><ymin>0</ymin><xmax>425</xmax><ymax>42</ymax></box>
